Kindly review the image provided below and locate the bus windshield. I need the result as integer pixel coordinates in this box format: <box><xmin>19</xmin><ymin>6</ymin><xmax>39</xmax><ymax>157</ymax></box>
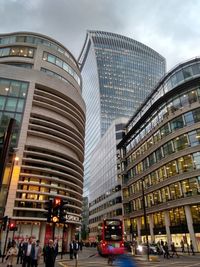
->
<box><xmin>104</xmin><ymin>220</ymin><xmax>123</xmax><ymax>241</ymax></box>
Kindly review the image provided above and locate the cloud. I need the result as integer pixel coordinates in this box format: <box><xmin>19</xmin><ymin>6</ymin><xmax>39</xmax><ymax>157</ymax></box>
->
<box><xmin>0</xmin><ymin>0</ymin><xmax>200</xmax><ymax>70</ymax></box>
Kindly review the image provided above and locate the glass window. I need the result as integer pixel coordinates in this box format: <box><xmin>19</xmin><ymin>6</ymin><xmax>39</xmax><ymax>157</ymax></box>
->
<box><xmin>0</xmin><ymin>97</ymin><xmax>6</xmax><ymax>110</ymax></box>
<box><xmin>1</xmin><ymin>112</ymin><xmax>13</xmax><ymax>126</ymax></box>
<box><xmin>5</xmin><ymin>98</ymin><xmax>17</xmax><ymax>112</ymax></box>
<box><xmin>147</xmin><ymin>137</ymin><xmax>154</xmax><ymax>149</ymax></box>
<box><xmin>149</xmin><ymin>153</ymin><xmax>156</xmax><ymax>165</ymax></box>
<box><xmin>1</xmin><ymin>48</ymin><xmax>10</xmax><ymax>56</ymax></box>
<box><xmin>180</xmin><ymin>93</ymin><xmax>189</xmax><ymax>106</ymax></box>
<box><xmin>155</xmin><ymin>147</ymin><xmax>163</xmax><ymax>161</ymax></box>
<box><xmin>193</xmin><ymin>152</ymin><xmax>200</xmax><ymax>169</ymax></box>
<box><xmin>170</xmin><ymin>115</ymin><xmax>184</xmax><ymax>131</ymax></box>
<box><xmin>176</xmin><ymin>70</ymin><xmax>184</xmax><ymax>83</ymax></box>
<box><xmin>157</xmin><ymin>166</ymin><xmax>167</xmax><ymax>182</ymax></box>
<box><xmin>56</xmin><ymin>58</ymin><xmax>63</xmax><ymax>67</ymax></box>
<box><xmin>178</xmin><ymin>155</ymin><xmax>194</xmax><ymax>172</ymax></box>
<box><xmin>183</xmin><ymin>66</ymin><xmax>193</xmax><ymax>79</ymax></box>
<box><xmin>160</xmin><ymin>123</ymin><xmax>171</xmax><ymax>137</ymax></box>
<box><xmin>161</xmin><ymin>187</ymin><xmax>170</xmax><ymax>202</ymax></box>
<box><xmin>188</xmin><ymin>130</ymin><xmax>200</xmax><ymax>147</ymax></box>
<box><xmin>193</xmin><ymin>108</ymin><xmax>200</xmax><ymax>123</ymax></box>
<box><xmin>10</xmin><ymin>81</ymin><xmax>21</xmax><ymax>97</ymax></box>
<box><xmin>188</xmin><ymin>90</ymin><xmax>198</xmax><ymax>104</ymax></box>
<box><xmin>184</xmin><ymin>111</ymin><xmax>194</xmax><ymax>125</ymax></box>
<box><xmin>163</xmin><ymin>141</ymin><xmax>174</xmax><ymax>156</ymax></box>
<box><xmin>16</xmin><ymin>99</ymin><xmax>24</xmax><ymax>112</ymax></box>
<box><xmin>47</xmin><ymin>54</ymin><xmax>56</xmax><ymax>63</ymax></box>
<box><xmin>191</xmin><ymin>64</ymin><xmax>200</xmax><ymax>75</ymax></box>
<box><xmin>165</xmin><ymin>160</ymin><xmax>178</xmax><ymax>177</ymax></box>
<box><xmin>0</xmin><ymin>80</ymin><xmax>10</xmax><ymax>96</ymax></box>
<box><xmin>173</xmin><ymin>134</ymin><xmax>189</xmax><ymax>151</ymax></box>
<box><xmin>169</xmin><ymin>183</ymin><xmax>182</xmax><ymax>200</ymax></box>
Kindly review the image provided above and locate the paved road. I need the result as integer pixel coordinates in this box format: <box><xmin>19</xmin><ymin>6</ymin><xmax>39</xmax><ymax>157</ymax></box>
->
<box><xmin>1</xmin><ymin>247</ymin><xmax>199</xmax><ymax>267</ymax></box>
<box><xmin>54</xmin><ymin>248</ymin><xmax>200</xmax><ymax>267</ymax></box>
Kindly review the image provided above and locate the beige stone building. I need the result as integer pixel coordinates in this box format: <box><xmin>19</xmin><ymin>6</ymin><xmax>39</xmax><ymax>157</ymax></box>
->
<box><xmin>0</xmin><ymin>32</ymin><xmax>85</xmax><ymax>251</ymax></box>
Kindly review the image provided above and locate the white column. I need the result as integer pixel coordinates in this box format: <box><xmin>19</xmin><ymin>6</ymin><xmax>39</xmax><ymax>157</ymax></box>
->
<box><xmin>149</xmin><ymin>214</ymin><xmax>154</xmax><ymax>243</ymax></box>
<box><xmin>164</xmin><ymin>210</ymin><xmax>171</xmax><ymax>244</ymax></box>
<box><xmin>184</xmin><ymin>205</ymin><xmax>198</xmax><ymax>251</ymax></box>
<box><xmin>137</xmin><ymin>217</ymin><xmax>141</xmax><ymax>243</ymax></box>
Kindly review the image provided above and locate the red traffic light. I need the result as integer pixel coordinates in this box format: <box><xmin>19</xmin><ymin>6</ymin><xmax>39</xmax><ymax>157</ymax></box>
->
<box><xmin>9</xmin><ymin>221</ymin><xmax>17</xmax><ymax>231</ymax></box>
<box><xmin>53</xmin><ymin>198</ymin><xmax>61</xmax><ymax>207</ymax></box>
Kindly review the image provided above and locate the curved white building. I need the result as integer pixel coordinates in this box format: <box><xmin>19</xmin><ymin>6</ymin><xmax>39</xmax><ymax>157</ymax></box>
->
<box><xmin>0</xmin><ymin>32</ymin><xmax>85</xmax><ymax>249</ymax></box>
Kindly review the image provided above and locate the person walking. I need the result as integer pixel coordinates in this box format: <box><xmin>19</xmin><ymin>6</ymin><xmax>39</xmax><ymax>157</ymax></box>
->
<box><xmin>163</xmin><ymin>242</ymin><xmax>170</xmax><ymax>259</ymax></box>
<box><xmin>171</xmin><ymin>242</ymin><xmax>179</xmax><ymax>258</ymax></box>
<box><xmin>180</xmin><ymin>240</ymin><xmax>185</xmax><ymax>253</ymax></box>
<box><xmin>22</xmin><ymin>237</ymin><xmax>35</xmax><ymax>267</ymax></box>
<box><xmin>17</xmin><ymin>240</ymin><xmax>24</xmax><ymax>264</ymax></box>
<box><xmin>4</xmin><ymin>240</ymin><xmax>18</xmax><ymax>267</ymax></box>
<box><xmin>73</xmin><ymin>240</ymin><xmax>79</xmax><ymax>259</ymax></box>
<box><xmin>190</xmin><ymin>240</ymin><xmax>195</xmax><ymax>255</ymax></box>
<box><xmin>32</xmin><ymin>240</ymin><xmax>42</xmax><ymax>267</ymax></box>
<box><xmin>44</xmin><ymin>239</ymin><xmax>56</xmax><ymax>267</ymax></box>
<box><xmin>69</xmin><ymin>241</ymin><xmax>74</xmax><ymax>260</ymax></box>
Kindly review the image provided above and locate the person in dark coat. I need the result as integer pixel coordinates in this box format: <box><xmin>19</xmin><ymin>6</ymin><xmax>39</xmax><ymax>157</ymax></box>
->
<box><xmin>17</xmin><ymin>240</ymin><xmax>24</xmax><ymax>264</ymax></box>
<box><xmin>69</xmin><ymin>241</ymin><xmax>74</xmax><ymax>259</ymax></box>
<box><xmin>44</xmin><ymin>239</ymin><xmax>56</xmax><ymax>267</ymax></box>
<box><xmin>22</xmin><ymin>237</ymin><xmax>35</xmax><ymax>267</ymax></box>
<box><xmin>171</xmin><ymin>242</ymin><xmax>179</xmax><ymax>258</ymax></box>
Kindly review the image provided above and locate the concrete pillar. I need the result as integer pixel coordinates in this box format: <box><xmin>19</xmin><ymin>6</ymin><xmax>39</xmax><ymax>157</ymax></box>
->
<box><xmin>164</xmin><ymin>210</ymin><xmax>171</xmax><ymax>244</ymax></box>
<box><xmin>184</xmin><ymin>205</ymin><xmax>198</xmax><ymax>251</ymax></box>
<box><xmin>39</xmin><ymin>222</ymin><xmax>46</xmax><ymax>247</ymax></box>
<box><xmin>137</xmin><ymin>217</ymin><xmax>141</xmax><ymax>243</ymax></box>
<box><xmin>149</xmin><ymin>214</ymin><xmax>154</xmax><ymax>243</ymax></box>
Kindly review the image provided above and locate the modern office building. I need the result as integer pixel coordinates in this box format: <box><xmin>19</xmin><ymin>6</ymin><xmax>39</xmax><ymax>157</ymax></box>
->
<box><xmin>0</xmin><ymin>32</ymin><xmax>85</xmax><ymax>249</ymax></box>
<box><xmin>78</xmin><ymin>30</ymin><xmax>166</xmax><ymax>198</ymax></box>
<box><xmin>88</xmin><ymin>117</ymin><xmax>128</xmax><ymax>241</ymax></box>
<box><xmin>117</xmin><ymin>57</ymin><xmax>200</xmax><ymax>251</ymax></box>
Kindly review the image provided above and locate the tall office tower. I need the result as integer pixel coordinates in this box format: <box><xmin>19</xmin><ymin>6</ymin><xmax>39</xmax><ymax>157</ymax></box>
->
<box><xmin>0</xmin><ymin>32</ymin><xmax>85</xmax><ymax>248</ymax></box>
<box><xmin>78</xmin><ymin>30</ymin><xmax>166</xmax><ymax>198</ymax></box>
<box><xmin>89</xmin><ymin>117</ymin><xmax>128</xmax><ymax>241</ymax></box>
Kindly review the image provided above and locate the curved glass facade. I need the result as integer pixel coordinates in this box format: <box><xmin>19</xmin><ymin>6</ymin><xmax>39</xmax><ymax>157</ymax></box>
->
<box><xmin>79</xmin><ymin>30</ymin><xmax>166</xmax><ymax>197</ymax></box>
<box><xmin>118</xmin><ymin>57</ymin><xmax>200</xmax><ymax>252</ymax></box>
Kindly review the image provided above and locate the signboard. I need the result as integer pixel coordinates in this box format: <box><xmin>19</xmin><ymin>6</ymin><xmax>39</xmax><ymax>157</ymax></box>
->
<box><xmin>66</xmin><ymin>214</ymin><xmax>81</xmax><ymax>223</ymax></box>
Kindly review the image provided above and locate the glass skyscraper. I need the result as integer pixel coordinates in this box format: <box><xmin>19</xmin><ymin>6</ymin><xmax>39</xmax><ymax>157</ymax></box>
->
<box><xmin>78</xmin><ymin>30</ymin><xmax>166</xmax><ymax>197</ymax></box>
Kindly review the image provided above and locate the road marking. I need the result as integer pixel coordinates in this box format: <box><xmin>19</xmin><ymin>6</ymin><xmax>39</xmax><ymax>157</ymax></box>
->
<box><xmin>186</xmin><ymin>263</ymin><xmax>200</xmax><ymax>267</ymax></box>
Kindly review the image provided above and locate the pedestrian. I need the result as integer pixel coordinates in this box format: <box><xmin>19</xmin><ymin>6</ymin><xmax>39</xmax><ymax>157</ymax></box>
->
<box><xmin>163</xmin><ymin>242</ymin><xmax>170</xmax><ymax>259</ymax></box>
<box><xmin>22</xmin><ymin>237</ymin><xmax>35</xmax><ymax>267</ymax></box>
<box><xmin>116</xmin><ymin>254</ymin><xmax>137</xmax><ymax>267</ymax></box>
<box><xmin>190</xmin><ymin>240</ymin><xmax>195</xmax><ymax>255</ymax></box>
<box><xmin>171</xmin><ymin>242</ymin><xmax>179</xmax><ymax>258</ymax></box>
<box><xmin>186</xmin><ymin>242</ymin><xmax>190</xmax><ymax>255</ymax></box>
<box><xmin>54</xmin><ymin>240</ymin><xmax>59</xmax><ymax>259</ymax></box>
<box><xmin>44</xmin><ymin>239</ymin><xmax>56</xmax><ymax>267</ymax></box>
<box><xmin>4</xmin><ymin>240</ymin><xmax>18</xmax><ymax>267</ymax></box>
<box><xmin>78</xmin><ymin>240</ymin><xmax>83</xmax><ymax>251</ymax></box>
<box><xmin>180</xmin><ymin>240</ymin><xmax>185</xmax><ymax>253</ymax></box>
<box><xmin>17</xmin><ymin>240</ymin><xmax>24</xmax><ymax>264</ymax></box>
<box><xmin>73</xmin><ymin>240</ymin><xmax>79</xmax><ymax>259</ymax></box>
<box><xmin>69</xmin><ymin>241</ymin><xmax>74</xmax><ymax>259</ymax></box>
<box><xmin>32</xmin><ymin>240</ymin><xmax>42</xmax><ymax>267</ymax></box>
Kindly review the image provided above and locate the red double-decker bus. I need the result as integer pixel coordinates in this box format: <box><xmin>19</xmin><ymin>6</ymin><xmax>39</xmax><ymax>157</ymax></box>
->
<box><xmin>97</xmin><ymin>219</ymin><xmax>124</xmax><ymax>255</ymax></box>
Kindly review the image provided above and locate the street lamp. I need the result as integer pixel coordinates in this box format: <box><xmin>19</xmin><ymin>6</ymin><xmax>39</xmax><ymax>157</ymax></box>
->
<box><xmin>141</xmin><ymin>178</ymin><xmax>149</xmax><ymax>261</ymax></box>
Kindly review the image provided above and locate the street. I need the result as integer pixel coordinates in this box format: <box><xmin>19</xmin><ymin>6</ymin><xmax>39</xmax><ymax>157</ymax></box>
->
<box><xmin>0</xmin><ymin>247</ymin><xmax>199</xmax><ymax>267</ymax></box>
<box><xmin>50</xmin><ymin>247</ymin><xmax>200</xmax><ymax>267</ymax></box>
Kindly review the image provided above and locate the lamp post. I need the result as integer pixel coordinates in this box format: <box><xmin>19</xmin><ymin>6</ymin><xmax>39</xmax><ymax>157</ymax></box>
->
<box><xmin>141</xmin><ymin>178</ymin><xmax>149</xmax><ymax>261</ymax></box>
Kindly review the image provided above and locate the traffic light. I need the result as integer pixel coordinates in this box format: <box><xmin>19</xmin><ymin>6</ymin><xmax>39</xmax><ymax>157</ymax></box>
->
<box><xmin>9</xmin><ymin>221</ymin><xmax>17</xmax><ymax>231</ymax></box>
<box><xmin>2</xmin><ymin>216</ymin><xmax>8</xmax><ymax>231</ymax></box>
<box><xmin>44</xmin><ymin>199</ymin><xmax>53</xmax><ymax>223</ymax></box>
<box><xmin>59</xmin><ymin>199</ymin><xmax>66</xmax><ymax>223</ymax></box>
<box><xmin>52</xmin><ymin>198</ymin><xmax>61</xmax><ymax>223</ymax></box>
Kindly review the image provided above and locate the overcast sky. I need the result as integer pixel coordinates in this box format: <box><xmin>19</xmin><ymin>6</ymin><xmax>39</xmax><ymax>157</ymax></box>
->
<box><xmin>0</xmin><ymin>0</ymin><xmax>200</xmax><ymax>70</ymax></box>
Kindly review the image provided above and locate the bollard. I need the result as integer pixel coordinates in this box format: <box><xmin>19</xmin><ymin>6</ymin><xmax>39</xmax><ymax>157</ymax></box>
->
<box><xmin>75</xmin><ymin>254</ymin><xmax>78</xmax><ymax>267</ymax></box>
